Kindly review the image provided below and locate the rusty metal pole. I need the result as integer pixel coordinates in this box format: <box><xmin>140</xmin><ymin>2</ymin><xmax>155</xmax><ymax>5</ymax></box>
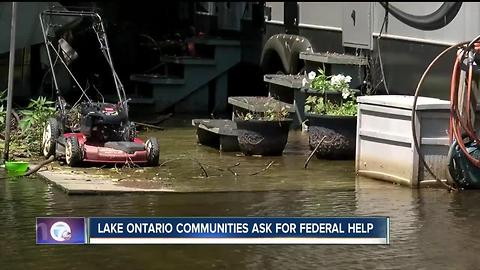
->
<box><xmin>4</xmin><ymin>2</ymin><xmax>17</xmax><ymax>161</ymax></box>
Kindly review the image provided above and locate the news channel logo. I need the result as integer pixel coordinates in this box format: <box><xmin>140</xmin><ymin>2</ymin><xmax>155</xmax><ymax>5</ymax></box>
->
<box><xmin>36</xmin><ymin>217</ymin><xmax>87</xmax><ymax>244</ymax></box>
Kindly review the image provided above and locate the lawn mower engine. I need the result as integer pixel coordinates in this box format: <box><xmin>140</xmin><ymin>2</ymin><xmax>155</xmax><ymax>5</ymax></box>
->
<box><xmin>79</xmin><ymin>102</ymin><xmax>135</xmax><ymax>143</ymax></box>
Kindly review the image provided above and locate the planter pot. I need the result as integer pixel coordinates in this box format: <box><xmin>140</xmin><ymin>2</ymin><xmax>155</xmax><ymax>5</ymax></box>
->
<box><xmin>235</xmin><ymin>119</ymin><xmax>292</xmax><ymax>156</ymax></box>
<box><xmin>306</xmin><ymin>113</ymin><xmax>357</xmax><ymax>160</ymax></box>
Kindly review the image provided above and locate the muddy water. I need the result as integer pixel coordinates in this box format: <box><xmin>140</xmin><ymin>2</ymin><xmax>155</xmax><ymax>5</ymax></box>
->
<box><xmin>1</xmin><ymin>127</ymin><xmax>480</xmax><ymax>269</ymax></box>
<box><xmin>123</xmin><ymin>128</ymin><xmax>355</xmax><ymax>192</ymax></box>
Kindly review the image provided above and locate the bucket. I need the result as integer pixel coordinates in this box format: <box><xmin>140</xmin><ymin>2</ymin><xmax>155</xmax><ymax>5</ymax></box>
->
<box><xmin>5</xmin><ymin>161</ymin><xmax>29</xmax><ymax>175</ymax></box>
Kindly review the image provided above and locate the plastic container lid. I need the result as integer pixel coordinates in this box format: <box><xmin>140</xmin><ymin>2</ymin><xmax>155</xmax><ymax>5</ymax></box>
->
<box><xmin>357</xmin><ymin>95</ymin><xmax>451</xmax><ymax>110</ymax></box>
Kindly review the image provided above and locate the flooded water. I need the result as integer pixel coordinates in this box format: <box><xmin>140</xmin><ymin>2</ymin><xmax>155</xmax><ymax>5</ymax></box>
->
<box><xmin>2</xmin><ymin>127</ymin><xmax>480</xmax><ymax>269</ymax></box>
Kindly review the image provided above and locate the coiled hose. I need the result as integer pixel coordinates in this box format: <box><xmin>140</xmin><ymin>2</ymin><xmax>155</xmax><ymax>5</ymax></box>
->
<box><xmin>449</xmin><ymin>41</ymin><xmax>480</xmax><ymax>168</ymax></box>
<box><xmin>412</xmin><ymin>37</ymin><xmax>480</xmax><ymax>191</ymax></box>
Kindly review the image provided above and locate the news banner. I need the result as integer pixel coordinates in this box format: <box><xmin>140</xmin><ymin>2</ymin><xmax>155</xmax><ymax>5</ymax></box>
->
<box><xmin>36</xmin><ymin>217</ymin><xmax>390</xmax><ymax>245</ymax></box>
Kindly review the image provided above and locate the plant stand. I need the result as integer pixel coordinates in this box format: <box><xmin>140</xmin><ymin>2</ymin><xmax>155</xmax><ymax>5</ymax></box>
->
<box><xmin>191</xmin><ymin>119</ymin><xmax>239</xmax><ymax>152</ymax></box>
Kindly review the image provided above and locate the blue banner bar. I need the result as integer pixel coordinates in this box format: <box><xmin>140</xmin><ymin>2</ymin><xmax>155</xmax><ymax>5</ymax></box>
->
<box><xmin>88</xmin><ymin>217</ymin><xmax>389</xmax><ymax>244</ymax></box>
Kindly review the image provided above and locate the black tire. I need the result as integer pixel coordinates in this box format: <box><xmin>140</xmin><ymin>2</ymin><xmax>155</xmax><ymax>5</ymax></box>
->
<box><xmin>145</xmin><ymin>137</ymin><xmax>160</xmax><ymax>166</ymax></box>
<box><xmin>41</xmin><ymin>117</ymin><xmax>60</xmax><ymax>158</ymax></box>
<box><xmin>65</xmin><ymin>136</ymin><xmax>82</xmax><ymax>167</ymax></box>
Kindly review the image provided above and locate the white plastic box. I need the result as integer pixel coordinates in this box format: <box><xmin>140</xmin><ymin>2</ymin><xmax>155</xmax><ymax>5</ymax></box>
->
<box><xmin>356</xmin><ymin>95</ymin><xmax>479</xmax><ymax>188</ymax></box>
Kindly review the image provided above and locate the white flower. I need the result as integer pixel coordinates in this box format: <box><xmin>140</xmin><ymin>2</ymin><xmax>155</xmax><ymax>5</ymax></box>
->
<box><xmin>302</xmin><ymin>78</ymin><xmax>308</xmax><ymax>87</ymax></box>
<box><xmin>330</xmin><ymin>75</ymin><xmax>339</xmax><ymax>85</ymax></box>
<box><xmin>308</xmin><ymin>71</ymin><xmax>316</xmax><ymax>80</ymax></box>
<box><xmin>345</xmin><ymin>75</ymin><xmax>352</xmax><ymax>83</ymax></box>
<box><xmin>342</xmin><ymin>88</ymin><xmax>350</xmax><ymax>99</ymax></box>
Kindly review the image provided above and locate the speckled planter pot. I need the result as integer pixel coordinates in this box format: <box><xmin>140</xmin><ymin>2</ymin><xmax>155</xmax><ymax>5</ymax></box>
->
<box><xmin>306</xmin><ymin>114</ymin><xmax>357</xmax><ymax>160</ymax></box>
<box><xmin>235</xmin><ymin>119</ymin><xmax>292</xmax><ymax>156</ymax></box>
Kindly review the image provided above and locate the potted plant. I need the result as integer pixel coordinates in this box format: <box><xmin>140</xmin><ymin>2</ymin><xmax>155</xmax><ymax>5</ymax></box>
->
<box><xmin>234</xmin><ymin>104</ymin><xmax>292</xmax><ymax>156</ymax></box>
<box><xmin>302</xmin><ymin>68</ymin><xmax>358</xmax><ymax>160</ymax></box>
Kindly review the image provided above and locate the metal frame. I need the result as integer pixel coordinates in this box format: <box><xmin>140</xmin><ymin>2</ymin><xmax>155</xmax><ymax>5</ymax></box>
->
<box><xmin>39</xmin><ymin>8</ymin><xmax>128</xmax><ymax>116</ymax></box>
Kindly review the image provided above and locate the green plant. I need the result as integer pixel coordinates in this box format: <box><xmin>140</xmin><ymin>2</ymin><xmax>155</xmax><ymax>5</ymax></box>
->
<box><xmin>19</xmin><ymin>97</ymin><xmax>56</xmax><ymax>131</ymax></box>
<box><xmin>0</xmin><ymin>105</ymin><xmax>6</xmax><ymax>130</ymax></box>
<box><xmin>325</xmin><ymin>100</ymin><xmax>357</xmax><ymax>116</ymax></box>
<box><xmin>14</xmin><ymin>97</ymin><xmax>56</xmax><ymax>155</ymax></box>
<box><xmin>305</xmin><ymin>95</ymin><xmax>357</xmax><ymax>116</ymax></box>
<box><xmin>310</xmin><ymin>68</ymin><xmax>330</xmax><ymax>92</ymax></box>
<box><xmin>0</xmin><ymin>96</ymin><xmax>56</xmax><ymax>158</ymax></box>
<box><xmin>304</xmin><ymin>96</ymin><xmax>324</xmax><ymax>114</ymax></box>
<box><xmin>0</xmin><ymin>89</ymin><xmax>10</xmax><ymax>130</ymax></box>
<box><xmin>237</xmin><ymin>106</ymin><xmax>290</xmax><ymax>121</ymax></box>
<box><xmin>237</xmin><ymin>98</ymin><xmax>291</xmax><ymax>121</ymax></box>
<box><xmin>304</xmin><ymin>69</ymin><xmax>357</xmax><ymax>116</ymax></box>
<box><xmin>305</xmin><ymin>68</ymin><xmax>352</xmax><ymax>93</ymax></box>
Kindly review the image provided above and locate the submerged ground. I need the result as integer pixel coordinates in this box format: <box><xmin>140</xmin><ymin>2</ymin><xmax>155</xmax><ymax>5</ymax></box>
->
<box><xmin>1</xmin><ymin>126</ymin><xmax>480</xmax><ymax>269</ymax></box>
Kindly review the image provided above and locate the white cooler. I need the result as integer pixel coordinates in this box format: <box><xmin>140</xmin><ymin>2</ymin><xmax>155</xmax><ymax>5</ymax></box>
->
<box><xmin>355</xmin><ymin>95</ymin><xmax>480</xmax><ymax>188</ymax></box>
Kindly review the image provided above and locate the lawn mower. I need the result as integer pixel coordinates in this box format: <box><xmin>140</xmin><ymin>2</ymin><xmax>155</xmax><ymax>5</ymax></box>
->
<box><xmin>39</xmin><ymin>8</ymin><xmax>159</xmax><ymax>167</ymax></box>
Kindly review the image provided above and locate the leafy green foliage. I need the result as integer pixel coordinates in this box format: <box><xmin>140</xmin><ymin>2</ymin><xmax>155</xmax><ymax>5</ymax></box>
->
<box><xmin>0</xmin><ymin>105</ymin><xmax>6</xmax><ymax>129</ymax></box>
<box><xmin>310</xmin><ymin>68</ymin><xmax>330</xmax><ymax>92</ymax></box>
<box><xmin>323</xmin><ymin>100</ymin><xmax>358</xmax><ymax>116</ymax></box>
<box><xmin>236</xmin><ymin>99</ymin><xmax>291</xmax><ymax>121</ymax></box>
<box><xmin>19</xmin><ymin>97</ymin><xmax>56</xmax><ymax>131</ymax></box>
<box><xmin>304</xmin><ymin>96</ymin><xmax>324</xmax><ymax>114</ymax></box>
<box><xmin>308</xmin><ymin>68</ymin><xmax>352</xmax><ymax>93</ymax></box>
<box><xmin>305</xmin><ymin>95</ymin><xmax>358</xmax><ymax>116</ymax></box>
<box><xmin>0</xmin><ymin>89</ymin><xmax>8</xmax><ymax>130</ymax></box>
<box><xmin>0</xmin><ymin>96</ymin><xmax>57</xmax><ymax>158</ymax></box>
<box><xmin>237</xmin><ymin>106</ymin><xmax>290</xmax><ymax>121</ymax></box>
<box><xmin>304</xmin><ymin>68</ymin><xmax>357</xmax><ymax>116</ymax></box>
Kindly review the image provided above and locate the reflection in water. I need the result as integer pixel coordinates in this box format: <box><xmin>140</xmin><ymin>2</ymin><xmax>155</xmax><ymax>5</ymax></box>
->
<box><xmin>0</xmin><ymin>128</ymin><xmax>479</xmax><ymax>269</ymax></box>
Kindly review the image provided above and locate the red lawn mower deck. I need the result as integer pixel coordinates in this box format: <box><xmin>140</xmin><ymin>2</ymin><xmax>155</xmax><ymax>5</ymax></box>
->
<box><xmin>41</xmin><ymin>103</ymin><xmax>160</xmax><ymax>167</ymax></box>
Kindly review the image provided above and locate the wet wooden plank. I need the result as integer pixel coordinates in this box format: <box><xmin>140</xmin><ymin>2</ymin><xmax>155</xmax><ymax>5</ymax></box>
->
<box><xmin>37</xmin><ymin>170</ymin><xmax>175</xmax><ymax>195</ymax></box>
